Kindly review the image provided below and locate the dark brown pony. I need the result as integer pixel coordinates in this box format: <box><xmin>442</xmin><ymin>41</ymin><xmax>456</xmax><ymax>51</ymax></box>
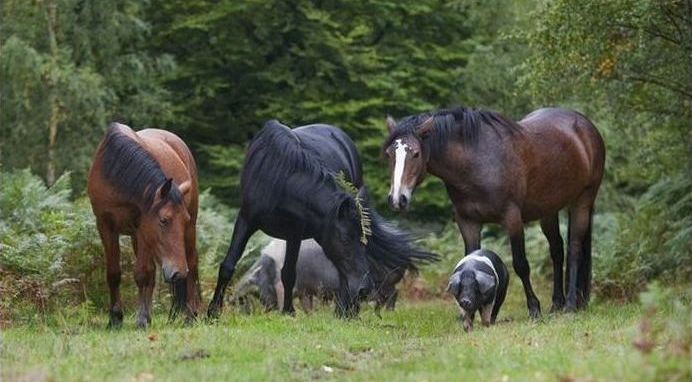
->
<box><xmin>88</xmin><ymin>123</ymin><xmax>200</xmax><ymax>328</ymax></box>
<box><xmin>383</xmin><ymin>107</ymin><xmax>605</xmax><ymax>318</ymax></box>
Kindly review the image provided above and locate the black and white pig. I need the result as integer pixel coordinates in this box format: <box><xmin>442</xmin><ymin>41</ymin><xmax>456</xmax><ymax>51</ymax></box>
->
<box><xmin>233</xmin><ymin>239</ymin><xmax>401</xmax><ymax>314</ymax></box>
<box><xmin>447</xmin><ymin>249</ymin><xmax>509</xmax><ymax>332</ymax></box>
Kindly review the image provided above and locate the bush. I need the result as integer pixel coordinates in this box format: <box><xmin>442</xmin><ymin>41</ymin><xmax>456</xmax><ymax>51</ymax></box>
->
<box><xmin>633</xmin><ymin>283</ymin><xmax>691</xmax><ymax>381</ymax></box>
<box><xmin>0</xmin><ymin>169</ymin><xmax>268</xmax><ymax>324</ymax></box>
<box><xmin>0</xmin><ymin>170</ymin><xmax>103</xmax><ymax>321</ymax></box>
<box><xmin>594</xmin><ymin>175</ymin><xmax>692</xmax><ymax>300</ymax></box>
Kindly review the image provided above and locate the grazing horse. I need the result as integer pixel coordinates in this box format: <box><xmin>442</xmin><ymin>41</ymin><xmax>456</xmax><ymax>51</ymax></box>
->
<box><xmin>88</xmin><ymin>123</ymin><xmax>201</xmax><ymax>328</ymax></box>
<box><xmin>383</xmin><ymin>107</ymin><xmax>605</xmax><ymax>318</ymax></box>
<box><xmin>208</xmin><ymin>120</ymin><xmax>436</xmax><ymax>318</ymax></box>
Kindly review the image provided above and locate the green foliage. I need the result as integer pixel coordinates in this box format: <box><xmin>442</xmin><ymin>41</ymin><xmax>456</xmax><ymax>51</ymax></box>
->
<box><xmin>0</xmin><ymin>169</ymin><xmax>267</xmax><ymax>321</ymax></box>
<box><xmin>634</xmin><ymin>283</ymin><xmax>692</xmax><ymax>381</ymax></box>
<box><xmin>195</xmin><ymin>189</ymin><xmax>269</xmax><ymax>286</ymax></box>
<box><xmin>147</xmin><ymin>0</ymin><xmax>483</xmax><ymax>217</ymax></box>
<box><xmin>595</xmin><ymin>175</ymin><xmax>692</xmax><ymax>299</ymax></box>
<box><xmin>523</xmin><ymin>0</ymin><xmax>691</xmax><ymax>183</ymax></box>
<box><xmin>0</xmin><ymin>0</ymin><xmax>174</xmax><ymax>188</ymax></box>
<box><xmin>0</xmin><ymin>170</ymin><xmax>102</xmax><ymax>319</ymax></box>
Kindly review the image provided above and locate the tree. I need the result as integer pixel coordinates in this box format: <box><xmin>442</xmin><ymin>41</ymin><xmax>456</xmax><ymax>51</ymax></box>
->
<box><xmin>0</xmin><ymin>0</ymin><xmax>174</xmax><ymax>188</ymax></box>
<box><xmin>148</xmin><ymin>0</ymin><xmax>485</xmax><ymax>217</ymax></box>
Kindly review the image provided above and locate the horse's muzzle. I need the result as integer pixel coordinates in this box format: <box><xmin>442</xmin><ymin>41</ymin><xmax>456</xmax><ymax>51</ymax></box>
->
<box><xmin>388</xmin><ymin>193</ymin><xmax>409</xmax><ymax>211</ymax></box>
<box><xmin>162</xmin><ymin>266</ymin><xmax>188</xmax><ymax>283</ymax></box>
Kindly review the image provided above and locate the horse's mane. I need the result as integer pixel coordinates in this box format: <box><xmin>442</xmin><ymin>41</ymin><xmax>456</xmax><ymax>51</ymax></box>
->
<box><xmin>100</xmin><ymin>123</ymin><xmax>182</xmax><ymax>211</ymax></box>
<box><xmin>384</xmin><ymin>106</ymin><xmax>522</xmax><ymax>155</ymax></box>
<box><xmin>241</xmin><ymin>120</ymin><xmax>344</xmax><ymax>213</ymax></box>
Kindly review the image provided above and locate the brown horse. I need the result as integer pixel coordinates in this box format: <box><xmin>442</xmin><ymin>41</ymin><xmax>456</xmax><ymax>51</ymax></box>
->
<box><xmin>383</xmin><ymin>107</ymin><xmax>605</xmax><ymax>318</ymax></box>
<box><xmin>87</xmin><ymin>123</ymin><xmax>201</xmax><ymax>328</ymax></box>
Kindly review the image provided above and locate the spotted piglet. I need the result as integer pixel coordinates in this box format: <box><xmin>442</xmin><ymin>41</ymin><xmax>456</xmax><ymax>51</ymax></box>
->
<box><xmin>447</xmin><ymin>249</ymin><xmax>509</xmax><ymax>332</ymax></box>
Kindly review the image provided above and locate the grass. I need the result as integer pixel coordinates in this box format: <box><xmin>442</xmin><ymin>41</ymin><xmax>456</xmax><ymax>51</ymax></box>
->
<box><xmin>2</xmin><ymin>278</ymin><xmax>688</xmax><ymax>382</ymax></box>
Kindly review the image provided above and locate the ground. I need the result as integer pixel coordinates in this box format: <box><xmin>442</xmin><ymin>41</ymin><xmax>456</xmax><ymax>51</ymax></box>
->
<box><xmin>2</xmin><ymin>280</ymin><xmax>684</xmax><ymax>382</ymax></box>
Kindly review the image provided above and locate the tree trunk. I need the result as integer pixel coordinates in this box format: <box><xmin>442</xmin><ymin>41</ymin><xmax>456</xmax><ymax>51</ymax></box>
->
<box><xmin>43</xmin><ymin>0</ymin><xmax>60</xmax><ymax>185</ymax></box>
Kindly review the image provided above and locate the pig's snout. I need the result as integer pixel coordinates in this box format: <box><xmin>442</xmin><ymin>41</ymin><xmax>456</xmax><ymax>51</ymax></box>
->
<box><xmin>459</xmin><ymin>297</ymin><xmax>473</xmax><ymax>311</ymax></box>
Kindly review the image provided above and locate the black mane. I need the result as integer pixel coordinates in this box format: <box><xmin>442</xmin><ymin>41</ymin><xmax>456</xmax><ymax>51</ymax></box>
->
<box><xmin>101</xmin><ymin>123</ymin><xmax>182</xmax><ymax>211</ymax></box>
<box><xmin>384</xmin><ymin>106</ymin><xmax>522</xmax><ymax>155</ymax></box>
<box><xmin>241</xmin><ymin>120</ymin><xmax>345</xmax><ymax>214</ymax></box>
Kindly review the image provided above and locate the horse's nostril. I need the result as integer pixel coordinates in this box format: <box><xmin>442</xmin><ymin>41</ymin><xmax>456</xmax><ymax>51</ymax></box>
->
<box><xmin>400</xmin><ymin>195</ymin><xmax>408</xmax><ymax>209</ymax></box>
<box><xmin>387</xmin><ymin>194</ymin><xmax>395</xmax><ymax>209</ymax></box>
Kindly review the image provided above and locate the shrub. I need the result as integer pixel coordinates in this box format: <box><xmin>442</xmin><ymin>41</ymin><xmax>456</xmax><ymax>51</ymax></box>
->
<box><xmin>594</xmin><ymin>175</ymin><xmax>692</xmax><ymax>300</ymax></box>
<box><xmin>0</xmin><ymin>169</ymin><xmax>268</xmax><ymax>324</ymax></box>
<box><xmin>0</xmin><ymin>170</ymin><xmax>103</xmax><ymax>321</ymax></box>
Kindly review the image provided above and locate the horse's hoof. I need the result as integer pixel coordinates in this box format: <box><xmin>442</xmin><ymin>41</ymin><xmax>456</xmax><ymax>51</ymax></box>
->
<box><xmin>135</xmin><ymin>318</ymin><xmax>148</xmax><ymax>330</ymax></box>
<box><xmin>529</xmin><ymin>308</ymin><xmax>542</xmax><ymax>320</ymax></box>
<box><xmin>107</xmin><ymin>320</ymin><xmax>122</xmax><ymax>330</ymax></box>
<box><xmin>564</xmin><ymin>303</ymin><xmax>578</xmax><ymax>313</ymax></box>
<box><xmin>549</xmin><ymin>304</ymin><xmax>564</xmax><ymax>314</ymax></box>
<box><xmin>207</xmin><ymin>303</ymin><xmax>221</xmax><ymax>320</ymax></box>
<box><xmin>108</xmin><ymin>309</ymin><xmax>123</xmax><ymax>330</ymax></box>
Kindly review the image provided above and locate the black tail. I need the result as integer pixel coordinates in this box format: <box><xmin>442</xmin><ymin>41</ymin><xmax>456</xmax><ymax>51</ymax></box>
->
<box><xmin>359</xmin><ymin>188</ymin><xmax>438</xmax><ymax>274</ymax></box>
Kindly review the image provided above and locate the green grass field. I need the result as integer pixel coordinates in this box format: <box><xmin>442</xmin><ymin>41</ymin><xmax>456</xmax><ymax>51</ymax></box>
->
<box><xmin>2</xmin><ymin>281</ymin><xmax>688</xmax><ymax>382</ymax></box>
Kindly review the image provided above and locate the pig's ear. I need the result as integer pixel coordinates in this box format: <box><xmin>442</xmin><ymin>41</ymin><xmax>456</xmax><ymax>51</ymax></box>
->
<box><xmin>476</xmin><ymin>272</ymin><xmax>496</xmax><ymax>294</ymax></box>
<box><xmin>447</xmin><ymin>274</ymin><xmax>460</xmax><ymax>297</ymax></box>
<box><xmin>248</xmin><ymin>265</ymin><xmax>263</xmax><ymax>282</ymax></box>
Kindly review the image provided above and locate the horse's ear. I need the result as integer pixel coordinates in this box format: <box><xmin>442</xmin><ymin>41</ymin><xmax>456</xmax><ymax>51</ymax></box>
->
<box><xmin>160</xmin><ymin>178</ymin><xmax>173</xmax><ymax>199</ymax></box>
<box><xmin>178</xmin><ymin>180</ymin><xmax>192</xmax><ymax>195</ymax></box>
<box><xmin>337</xmin><ymin>197</ymin><xmax>357</xmax><ymax>221</ymax></box>
<box><xmin>417</xmin><ymin>116</ymin><xmax>435</xmax><ymax>137</ymax></box>
<box><xmin>386</xmin><ymin>115</ymin><xmax>397</xmax><ymax>134</ymax></box>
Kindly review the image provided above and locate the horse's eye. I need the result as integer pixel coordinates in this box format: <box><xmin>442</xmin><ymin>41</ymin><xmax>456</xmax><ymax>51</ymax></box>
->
<box><xmin>159</xmin><ymin>217</ymin><xmax>169</xmax><ymax>227</ymax></box>
<box><xmin>413</xmin><ymin>151</ymin><xmax>420</xmax><ymax>158</ymax></box>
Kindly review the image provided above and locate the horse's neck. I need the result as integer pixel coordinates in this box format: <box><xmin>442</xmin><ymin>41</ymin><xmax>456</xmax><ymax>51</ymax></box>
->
<box><xmin>426</xmin><ymin>135</ymin><xmax>517</xmax><ymax>194</ymax></box>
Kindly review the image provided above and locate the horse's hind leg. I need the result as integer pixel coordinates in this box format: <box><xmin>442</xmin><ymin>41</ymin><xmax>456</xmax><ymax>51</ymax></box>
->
<box><xmin>280</xmin><ymin>239</ymin><xmax>302</xmax><ymax>315</ymax></box>
<box><xmin>133</xmin><ymin>236</ymin><xmax>155</xmax><ymax>329</ymax></box>
<box><xmin>97</xmin><ymin>218</ymin><xmax>122</xmax><ymax>329</ymax></box>
<box><xmin>540</xmin><ymin>214</ymin><xmax>565</xmax><ymax>312</ymax></box>
<box><xmin>208</xmin><ymin>215</ymin><xmax>256</xmax><ymax>319</ymax></box>
<box><xmin>565</xmin><ymin>195</ymin><xmax>594</xmax><ymax>312</ymax></box>
<box><xmin>577</xmin><ymin>207</ymin><xmax>594</xmax><ymax>309</ymax></box>
<box><xmin>504</xmin><ymin>206</ymin><xmax>541</xmax><ymax>319</ymax></box>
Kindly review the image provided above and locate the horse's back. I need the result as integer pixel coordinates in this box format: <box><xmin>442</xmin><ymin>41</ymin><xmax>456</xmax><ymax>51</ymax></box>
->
<box><xmin>294</xmin><ymin>124</ymin><xmax>363</xmax><ymax>187</ymax></box>
<box><xmin>137</xmin><ymin>129</ymin><xmax>197</xmax><ymax>180</ymax></box>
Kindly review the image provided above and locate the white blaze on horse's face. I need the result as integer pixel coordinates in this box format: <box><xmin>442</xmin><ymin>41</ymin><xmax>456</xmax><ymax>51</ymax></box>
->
<box><xmin>388</xmin><ymin>139</ymin><xmax>413</xmax><ymax>210</ymax></box>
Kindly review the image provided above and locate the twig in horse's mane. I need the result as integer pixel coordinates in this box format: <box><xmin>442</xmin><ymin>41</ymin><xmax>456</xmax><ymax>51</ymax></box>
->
<box><xmin>334</xmin><ymin>171</ymin><xmax>372</xmax><ymax>244</ymax></box>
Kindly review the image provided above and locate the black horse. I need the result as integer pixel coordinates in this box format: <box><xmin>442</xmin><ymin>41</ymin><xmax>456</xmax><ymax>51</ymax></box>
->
<box><xmin>208</xmin><ymin>120</ymin><xmax>436</xmax><ymax>318</ymax></box>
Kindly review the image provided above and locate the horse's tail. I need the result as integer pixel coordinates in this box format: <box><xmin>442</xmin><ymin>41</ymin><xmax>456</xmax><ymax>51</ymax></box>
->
<box><xmin>359</xmin><ymin>188</ymin><xmax>438</xmax><ymax>275</ymax></box>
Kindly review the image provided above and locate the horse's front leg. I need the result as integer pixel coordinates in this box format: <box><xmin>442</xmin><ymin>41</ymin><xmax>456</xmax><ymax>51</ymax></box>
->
<box><xmin>280</xmin><ymin>238</ymin><xmax>302</xmax><ymax>315</ymax></box>
<box><xmin>133</xmin><ymin>236</ymin><xmax>155</xmax><ymax>329</ymax></box>
<box><xmin>504</xmin><ymin>207</ymin><xmax>541</xmax><ymax>320</ymax></box>
<box><xmin>208</xmin><ymin>215</ymin><xmax>256</xmax><ymax>319</ymax></box>
<box><xmin>454</xmin><ymin>212</ymin><xmax>481</xmax><ymax>255</ymax></box>
<box><xmin>184</xmin><ymin>223</ymin><xmax>201</xmax><ymax>321</ymax></box>
<box><xmin>97</xmin><ymin>219</ymin><xmax>123</xmax><ymax>329</ymax></box>
<box><xmin>334</xmin><ymin>272</ymin><xmax>359</xmax><ymax>318</ymax></box>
